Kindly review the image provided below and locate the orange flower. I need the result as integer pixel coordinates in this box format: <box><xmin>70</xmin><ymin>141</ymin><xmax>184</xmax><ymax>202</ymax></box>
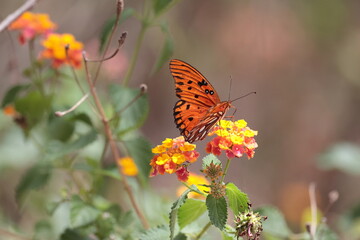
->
<box><xmin>117</xmin><ymin>157</ymin><xmax>138</xmax><ymax>176</ymax></box>
<box><xmin>8</xmin><ymin>11</ymin><xmax>57</xmax><ymax>44</ymax></box>
<box><xmin>206</xmin><ymin>120</ymin><xmax>258</xmax><ymax>159</ymax></box>
<box><xmin>177</xmin><ymin>172</ymin><xmax>209</xmax><ymax>199</ymax></box>
<box><xmin>3</xmin><ymin>105</ymin><xmax>17</xmax><ymax>116</ymax></box>
<box><xmin>150</xmin><ymin>136</ymin><xmax>199</xmax><ymax>182</ymax></box>
<box><xmin>41</xmin><ymin>33</ymin><xmax>83</xmax><ymax>68</ymax></box>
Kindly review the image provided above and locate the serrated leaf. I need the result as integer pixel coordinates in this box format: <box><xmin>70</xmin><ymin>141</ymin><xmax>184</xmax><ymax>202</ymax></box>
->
<box><xmin>1</xmin><ymin>84</ymin><xmax>30</xmax><ymax>107</ymax></box>
<box><xmin>70</xmin><ymin>197</ymin><xmax>101</xmax><ymax>228</ymax></box>
<box><xmin>109</xmin><ymin>84</ymin><xmax>149</xmax><ymax>135</ymax></box>
<box><xmin>317</xmin><ymin>142</ymin><xmax>360</xmax><ymax>175</ymax></box>
<box><xmin>151</xmin><ymin>32</ymin><xmax>173</xmax><ymax>74</ymax></box>
<box><xmin>44</xmin><ymin>130</ymin><xmax>97</xmax><ymax>161</ymax></box>
<box><xmin>123</xmin><ymin>136</ymin><xmax>153</xmax><ymax>182</ymax></box>
<box><xmin>178</xmin><ymin>199</ymin><xmax>207</xmax><ymax>229</ymax></box>
<box><xmin>99</xmin><ymin>8</ymin><xmax>135</xmax><ymax>52</ymax></box>
<box><xmin>139</xmin><ymin>225</ymin><xmax>169</xmax><ymax>240</ymax></box>
<box><xmin>206</xmin><ymin>195</ymin><xmax>227</xmax><ymax>230</ymax></box>
<box><xmin>16</xmin><ymin>163</ymin><xmax>52</xmax><ymax>202</ymax></box>
<box><xmin>153</xmin><ymin>0</ymin><xmax>173</xmax><ymax>16</ymax></box>
<box><xmin>226</xmin><ymin>183</ymin><xmax>249</xmax><ymax>215</ymax></box>
<box><xmin>256</xmin><ymin>206</ymin><xmax>292</xmax><ymax>238</ymax></box>
<box><xmin>170</xmin><ymin>188</ymin><xmax>191</xmax><ymax>239</ymax></box>
<box><xmin>60</xmin><ymin>228</ymin><xmax>92</xmax><ymax>240</ymax></box>
<box><xmin>202</xmin><ymin>154</ymin><xmax>222</xmax><ymax>169</ymax></box>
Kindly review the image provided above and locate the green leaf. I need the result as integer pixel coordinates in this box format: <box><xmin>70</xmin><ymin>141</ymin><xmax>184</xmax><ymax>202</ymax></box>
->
<box><xmin>16</xmin><ymin>163</ymin><xmax>52</xmax><ymax>202</ymax></box>
<box><xmin>70</xmin><ymin>196</ymin><xmax>101</xmax><ymax>228</ymax></box>
<box><xmin>1</xmin><ymin>84</ymin><xmax>30</xmax><ymax>107</ymax></box>
<box><xmin>139</xmin><ymin>225</ymin><xmax>169</xmax><ymax>240</ymax></box>
<box><xmin>317</xmin><ymin>142</ymin><xmax>360</xmax><ymax>175</ymax></box>
<box><xmin>316</xmin><ymin>223</ymin><xmax>339</xmax><ymax>240</ymax></box>
<box><xmin>69</xmin><ymin>112</ymin><xmax>93</xmax><ymax>126</ymax></box>
<box><xmin>123</xmin><ymin>136</ymin><xmax>153</xmax><ymax>182</ymax></box>
<box><xmin>60</xmin><ymin>228</ymin><xmax>92</xmax><ymax>240</ymax></box>
<box><xmin>151</xmin><ymin>31</ymin><xmax>173</xmax><ymax>74</ymax></box>
<box><xmin>14</xmin><ymin>91</ymin><xmax>52</xmax><ymax>129</ymax></box>
<box><xmin>225</xmin><ymin>183</ymin><xmax>249</xmax><ymax>215</ymax></box>
<box><xmin>202</xmin><ymin>154</ymin><xmax>222</xmax><ymax>169</ymax></box>
<box><xmin>178</xmin><ymin>199</ymin><xmax>207</xmax><ymax>229</ymax></box>
<box><xmin>99</xmin><ymin>8</ymin><xmax>135</xmax><ymax>52</ymax></box>
<box><xmin>44</xmin><ymin>130</ymin><xmax>97</xmax><ymax>161</ymax></box>
<box><xmin>206</xmin><ymin>195</ymin><xmax>227</xmax><ymax>230</ymax></box>
<box><xmin>34</xmin><ymin>220</ymin><xmax>53</xmax><ymax>240</ymax></box>
<box><xmin>47</xmin><ymin>116</ymin><xmax>75</xmax><ymax>142</ymax></box>
<box><xmin>109</xmin><ymin>84</ymin><xmax>149</xmax><ymax>135</ymax></box>
<box><xmin>174</xmin><ymin>232</ymin><xmax>187</xmax><ymax>240</ymax></box>
<box><xmin>256</xmin><ymin>206</ymin><xmax>292</xmax><ymax>238</ymax></box>
<box><xmin>153</xmin><ymin>0</ymin><xmax>173</xmax><ymax>16</ymax></box>
<box><xmin>170</xmin><ymin>188</ymin><xmax>191</xmax><ymax>239</ymax></box>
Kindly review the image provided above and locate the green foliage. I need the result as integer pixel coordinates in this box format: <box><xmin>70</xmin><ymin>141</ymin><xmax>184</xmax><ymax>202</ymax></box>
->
<box><xmin>151</xmin><ymin>23</ymin><xmax>174</xmax><ymax>74</ymax></box>
<box><xmin>206</xmin><ymin>195</ymin><xmax>228</xmax><ymax>230</ymax></box>
<box><xmin>153</xmin><ymin>0</ymin><xmax>174</xmax><ymax>16</ymax></box>
<box><xmin>60</xmin><ymin>228</ymin><xmax>93</xmax><ymax>240</ymax></box>
<box><xmin>225</xmin><ymin>183</ymin><xmax>249</xmax><ymax>215</ymax></box>
<box><xmin>109</xmin><ymin>84</ymin><xmax>149</xmax><ymax>136</ymax></box>
<box><xmin>139</xmin><ymin>225</ymin><xmax>170</xmax><ymax>240</ymax></box>
<box><xmin>256</xmin><ymin>206</ymin><xmax>292</xmax><ymax>239</ymax></box>
<box><xmin>178</xmin><ymin>199</ymin><xmax>207</xmax><ymax>229</ymax></box>
<box><xmin>16</xmin><ymin>162</ymin><xmax>52</xmax><ymax>202</ymax></box>
<box><xmin>317</xmin><ymin>142</ymin><xmax>360</xmax><ymax>175</ymax></box>
<box><xmin>99</xmin><ymin>8</ymin><xmax>135</xmax><ymax>52</ymax></box>
<box><xmin>1</xmin><ymin>84</ymin><xmax>30</xmax><ymax>107</ymax></box>
<box><xmin>69</xmin><ymin>196</ymin><xmax>101</xmax><ymax>228</ymax></box>
<box><xmin>169</xmin><ymin>188</ymin><xmax>191</xmax><ymax>239</ymax></box>
<box><xmin>123</xmin><ymin>136</ymin><xmax>153</xmax><ymax>182</ymax></box>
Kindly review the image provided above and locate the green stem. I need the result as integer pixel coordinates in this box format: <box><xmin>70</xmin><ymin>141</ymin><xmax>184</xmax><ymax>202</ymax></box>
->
<box><xmin>195</xmin><ymin>222</ymin><xmax>212</xmax><ymax>240</ymax></box>
<box><xmin>221</xmin><ymin>158</ymin><xmax>231</xmax><ymax>182</ymax></box>
<box><xmin>122</xmin><ymin>22</ymin><xmax>148</xmax><ymax>86</ymax></box>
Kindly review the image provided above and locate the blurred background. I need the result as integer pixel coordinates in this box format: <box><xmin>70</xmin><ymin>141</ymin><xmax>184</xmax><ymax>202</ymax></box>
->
<box><xmin>1</xmin><ymin>0</ymin><xmax>360</xmax><ymax>237</ymax></box>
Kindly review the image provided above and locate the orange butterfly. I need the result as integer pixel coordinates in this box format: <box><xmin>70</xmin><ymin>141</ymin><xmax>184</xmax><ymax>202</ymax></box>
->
<box><xmin>169</xmin><ymin>59</ymin><xmax>232</xmax><ymax>143</ymax></box>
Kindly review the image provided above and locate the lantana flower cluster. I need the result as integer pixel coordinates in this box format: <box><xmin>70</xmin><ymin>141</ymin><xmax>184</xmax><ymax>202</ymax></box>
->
<box><xmin>150</xmin><ymin>136</ymin><xmax>199</xmax><ymax>182</ymax></box>
<box><xmin>206</xmin><ymin>119</ymin><xmax>258</xmax><ymax>159</ymax></box>
<box><xmin>9</xmin><ymin>12</ymin><xmax>83</xmax><ymax>69</ymax></box>
<box><xmin>8</xmin><ymin>11</ymin><xmax>57</xmax><ymax>44</ymax></box>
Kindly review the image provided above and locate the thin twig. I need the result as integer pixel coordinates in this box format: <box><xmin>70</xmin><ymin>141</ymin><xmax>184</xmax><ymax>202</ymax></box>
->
<box><xmin>55</xmin><ymin>93</ymin><xmax>89</xmax><ymax>117</ymax></box>
<box><xmin>82</xmin><ymin>51</ymin><xmax>149</xmax><ymax>229</ymax></box>
<box><xmin>86</xmin><ymin>32</ymin><xmax>127</xmax><ymax>63</ymax></box>
<box><xmin>93</xmin><ymin>0</ymin><xmax>124</xmax><ymax>85</ymax></box>
<box><xmin>0</xmin><ymin>0</ymin><xmax>39</xmax><ymax>32</ymax></box>
<box><xmin>309</xmin><ymin>183</ymin><xmax>317</xmax><ymax>239</ymax></box>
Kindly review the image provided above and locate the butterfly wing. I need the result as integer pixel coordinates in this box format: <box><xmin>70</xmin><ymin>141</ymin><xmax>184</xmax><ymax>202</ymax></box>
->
<box><xmin>170</xmin><ymin>59</ymin><xmax>227</xmax><ymax>142</ymax></box>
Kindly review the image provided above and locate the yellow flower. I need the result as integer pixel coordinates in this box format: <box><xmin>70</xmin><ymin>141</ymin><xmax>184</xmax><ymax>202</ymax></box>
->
<box><xmin>172</xmin><ymin>153</ymin><xmax>186</xmax><ymax>164</ymax></box>
<box><xmin>177</xmin><ymin>173</ymin><xmax>209</xmax><ymax>199</ymax></box>
<box><xmin>152</xmin><ymin>145</ymin><xmax>167</xmax><ymax>154</ymax></box>
<box><xmin>118</xmin><ymin>157</ymin><xmax>138</xmax><ymax>176</ymax></box>
<box><xmin>235</xmin><ymin>119</ymin><xmax>247</xmax><ymax>128</ymax></box>
<box><xmin>162</xmin><ymin>138</ymin><xmax>173</xmax><ymax>148</ymax></box>
<box><xmin>179</xmin><ymin>142</ymin><xmax>196</xmax><ymax>152</ymax></box>
<box><xmin>155</xmin><ymin>154</ymin><xmax>170</xmax><ymax>165</ymax></box>
<box><xmin>41</xmin><ymin>33</ymin><xmax>83</xmax><ymax>68</ymax></box>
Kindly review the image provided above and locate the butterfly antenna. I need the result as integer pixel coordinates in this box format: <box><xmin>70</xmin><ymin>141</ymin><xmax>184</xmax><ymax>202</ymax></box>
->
<box><xmin>228</xmin><ymin>75</ymin><xmax>233</xmax><ymax>101</ymax></box>
<box><xmin>230</xmin><ymin>91</ymin><xmax>257</xmax><ymax>103</ymax></box>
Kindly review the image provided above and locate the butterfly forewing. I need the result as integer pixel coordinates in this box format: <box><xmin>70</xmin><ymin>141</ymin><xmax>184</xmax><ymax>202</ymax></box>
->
<box><xmin>170</xmin><ymin>59</ymin><xmax>231</xmax><ymax>143</ymax></box>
